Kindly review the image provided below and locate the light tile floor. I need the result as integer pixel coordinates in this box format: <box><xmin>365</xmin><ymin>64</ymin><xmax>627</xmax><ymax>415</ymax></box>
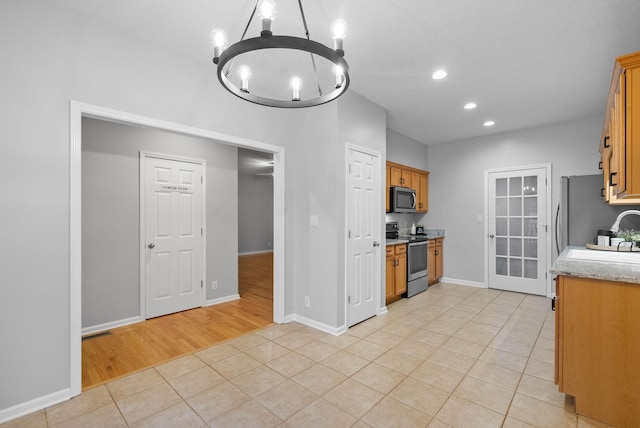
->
<box><xmin>2</xmin><ymin>283</ymin><xmax>614</xmax><ymax>428</ymax></box>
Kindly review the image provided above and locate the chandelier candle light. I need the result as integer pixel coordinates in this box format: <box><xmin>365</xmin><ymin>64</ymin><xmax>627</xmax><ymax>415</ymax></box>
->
<box><xmin>211</xmin><ymin>0</ymin><xmax>350</xmax><ymax>108</ymax></box>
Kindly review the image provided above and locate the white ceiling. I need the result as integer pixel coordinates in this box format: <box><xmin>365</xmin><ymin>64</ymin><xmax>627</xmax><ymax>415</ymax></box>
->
<box><xmin>48</xmin><ymin>0</ymin><xmax>640</xmax><ymax>145</ymax></box>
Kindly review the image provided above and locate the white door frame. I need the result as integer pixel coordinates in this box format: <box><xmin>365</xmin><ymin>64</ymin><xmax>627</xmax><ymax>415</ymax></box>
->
<box><xmin>483</xmin><ymin>163</ymin><xmax>553</xmax><ymax>297</ymax></box>
<box><xmin>69</xmin><ymin>100</ymin><xmax>286</xmax><ymax>397</ymax></box>
<box><xmin>344</xmin><ymin>143</ymin><xmax>383</xmax><ymax>328</ymax></box>
<box><xmin>139</xmin><ymin>152</ymin><xmax>207</xmax><ymax>319</ymax></box>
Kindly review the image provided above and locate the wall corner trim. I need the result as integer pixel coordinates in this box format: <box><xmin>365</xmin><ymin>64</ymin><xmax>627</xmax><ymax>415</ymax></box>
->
<box><xmin>289</xmin><ymin>315</ymin><xmax>347</xmax><ymax>336</ymax></box>
<box><xmin>205</xmin><ymin>294</ymin><xmax>240</xmax><ymax>307</ymax></box>
<box><xmin>0</xmin><ymin>389</ymin><xmax>70</xmax><ymax>424</ymax></box>
<box><xmin>81</xmin><ymin>316</ymin><xmax>142</xmax><ymax>336</ymax></box>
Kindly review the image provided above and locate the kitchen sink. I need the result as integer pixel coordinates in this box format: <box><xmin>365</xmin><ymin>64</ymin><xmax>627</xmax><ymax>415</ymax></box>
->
<box><xmin>565</xmin><ymin>247</ymin><xmax>640</xmax><ymax>264</ymax></box>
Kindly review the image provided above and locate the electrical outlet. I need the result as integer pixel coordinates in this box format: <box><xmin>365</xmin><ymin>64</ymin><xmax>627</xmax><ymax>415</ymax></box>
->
<box><xmin>212</xmin><ymin>280</ymin><xmax>218</xmax><ymax>290</ymax></box>
<box><xmin>304</xmin><ymin>296</ymin><xmax>310</xmax><ymax>307</ymax></box>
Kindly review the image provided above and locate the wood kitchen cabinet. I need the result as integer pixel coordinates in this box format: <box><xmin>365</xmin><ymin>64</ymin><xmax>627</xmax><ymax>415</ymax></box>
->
<box><xmin>386</xmin><ymin>161</ymin><xmax>429</xmax><ymax>212</ymax></box>
<box><xmin>555</xmin><ymin>275</ymin><xmax>640</xmax><ymax>426</ymax></box>
<box><xmin>427</xmin><ymin>237</ymin><xmax>443</xmax><ymax>285</ymax></box>
<box><xmin>386</xmin><ymin>244</ymin><xmax>407</xmax><ymax>305</ymax></box>
<box><xmin>600</xmin><ymin>50</ymin><xmax>640</xmax><ymax>204</ymax></box>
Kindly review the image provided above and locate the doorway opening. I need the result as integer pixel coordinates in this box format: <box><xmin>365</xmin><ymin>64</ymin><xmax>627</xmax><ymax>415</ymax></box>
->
<box><xmin>70</xmin><ymin>101</ymin><xmax>285</xmax><ymax>397</ymax></box>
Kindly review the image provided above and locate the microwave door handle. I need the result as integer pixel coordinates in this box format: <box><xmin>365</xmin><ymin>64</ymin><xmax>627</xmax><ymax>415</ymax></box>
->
<box><xmin>411</xmin><ymin>192</ymin><xmax>416</xmax><ymax>209</ymax></box>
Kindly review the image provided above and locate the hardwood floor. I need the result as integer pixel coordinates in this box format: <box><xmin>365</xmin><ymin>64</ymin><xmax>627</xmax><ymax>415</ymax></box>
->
<box><xmin>81</xmin><ymin>252</ymin><xmax>274</xmax><ymax>390</ymax></box>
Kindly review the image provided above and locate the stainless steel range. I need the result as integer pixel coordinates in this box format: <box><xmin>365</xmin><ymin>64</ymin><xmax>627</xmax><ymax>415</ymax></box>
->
<box><xmin>386</xmin><ymin>222</ymin><xmax>429</xmax><ymax>298</ymax></box>
<box><xmin>400</xmin><ymin>234</ymin><xmax>429</xmax><ymax>297</ymax></box>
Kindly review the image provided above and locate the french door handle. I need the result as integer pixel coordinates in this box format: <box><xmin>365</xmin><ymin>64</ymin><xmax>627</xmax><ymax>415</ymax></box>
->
<box><xmin>489</xmin><ymin>234</ymin><xmax>495</xmax><ymax>239</ymax></box>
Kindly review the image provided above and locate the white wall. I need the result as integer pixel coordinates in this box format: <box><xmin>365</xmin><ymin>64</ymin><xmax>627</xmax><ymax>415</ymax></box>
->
<box><xmin>82</xmin><ymin>118</ymin><xmax>239</xmax><ymax>329</ymax></box>
<box><xmin>386</xmin><ymin>129</ymin><xmax>430</xmax><ymax>228</ymax></box>
<box><xmin>426</xmin><ymin>115</ymin><xmax>603</xmax><ymax>284</ymax></box>
<box><xmin>0</xmin><ymin>0</ymin><xmax>387</xmax><ymax>416</ymax></box>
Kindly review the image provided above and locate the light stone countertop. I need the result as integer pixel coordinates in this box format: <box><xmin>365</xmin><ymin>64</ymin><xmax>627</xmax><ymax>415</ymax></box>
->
<box><xmin>386</xmin><ymin>239</ymin><xmax>409</xmax><ymax>246</ymax></box>
<box><xmin>550</xmin><ymin>246</ymin><xmax>640</xmax><ymax>284</ymax></box>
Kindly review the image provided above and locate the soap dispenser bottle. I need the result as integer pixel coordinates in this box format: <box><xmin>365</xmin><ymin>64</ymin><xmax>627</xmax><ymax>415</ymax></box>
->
<box><xmin>411</xmin><ymin>222</ymin><xmax>416</xmax><ymax>235</ymax></box>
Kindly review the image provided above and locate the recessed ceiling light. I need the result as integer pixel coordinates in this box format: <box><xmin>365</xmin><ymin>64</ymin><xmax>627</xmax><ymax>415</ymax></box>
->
<box><xmin>432</xmin><ymin>70</ymin><xmax>447</xmax><ymax>80</ymax></box>
<box><xmin>464</xmin><ymin>102</ymin><xmax>477</xmax><ymax>110</ymax></box>
<box><xmin>484</xmin><ymin>120</ymin><xmax>495</xmax><ymax>127</ymax></box>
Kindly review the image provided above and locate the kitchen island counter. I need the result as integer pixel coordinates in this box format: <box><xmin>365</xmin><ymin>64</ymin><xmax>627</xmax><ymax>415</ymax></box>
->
<box><xmin>550</xmin><ymin>245</ymin><xmax>640</xmax><ymax>284</ymax></box>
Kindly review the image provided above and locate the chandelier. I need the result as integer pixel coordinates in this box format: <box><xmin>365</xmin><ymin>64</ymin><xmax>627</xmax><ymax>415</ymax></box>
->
<box><xmin>211</xmin><ymin>0</ymin><xmax>350</xmax><ymax>108</ymax></box>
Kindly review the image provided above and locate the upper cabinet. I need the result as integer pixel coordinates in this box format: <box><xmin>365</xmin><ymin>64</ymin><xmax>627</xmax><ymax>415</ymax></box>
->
<box><xmin>601</xmin><ymin>51</ymin><xmax>640</xmax><ymax>204</ymax></box>
<box><xmin>386</xmin><ymin>161</ymin><xmax>429</xmax><ymax>212</ymax></box>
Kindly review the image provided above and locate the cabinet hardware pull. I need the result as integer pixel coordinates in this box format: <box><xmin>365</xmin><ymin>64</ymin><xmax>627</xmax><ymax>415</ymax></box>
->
<box><xmin>609</xmin><ymin>172</ymin><xmax>618</xmax><ymax>187</ymax></box>
<box><xmin>551</xmin><ymin>296</ymin><xmax>556</xmax><ymax>311</ymax></box>
<box><xmin>603</xmin><ymin>136</ymin><xmax>610</xmax><ymax>148</ymax></box>
<box><xmin>598</xmin><ymin>161</ymin><xmax>603</xmax><ymax>170</ymax></box>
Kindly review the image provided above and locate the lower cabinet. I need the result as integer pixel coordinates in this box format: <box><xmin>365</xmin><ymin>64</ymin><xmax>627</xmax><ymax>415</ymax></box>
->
<box><xmin>555</xmin><ymin>275</ymin><xmax>640</xmax><ymax>427</ymax></box>
<box><xmin>386</xmin><ymin>244</ymin><xmax>407</xmax><ymax>305</ymax></box>
<box><xmin>428</xmin><ymin>238</ymin><xmax>444</xmax><ymax>285</ymax></box>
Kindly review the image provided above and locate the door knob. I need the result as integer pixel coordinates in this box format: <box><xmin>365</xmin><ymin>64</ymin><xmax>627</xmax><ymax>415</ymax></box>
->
<box><xmin>148</xmin><ymin>243</ymin><xmax>155</xmax><ymax>249</ymax></box>
<box><xmin>489</xmin><ymin>234</ymin><xmax>495</xmax><ymax>238</ymax></box>
<box><xmin>373</xmin><ymin>241</ymin><xmax>380</xmax><ymax>247</ymax></box>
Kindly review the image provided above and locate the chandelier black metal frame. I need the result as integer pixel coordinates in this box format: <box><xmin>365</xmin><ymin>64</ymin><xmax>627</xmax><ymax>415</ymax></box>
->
<box><xmin>211</xmin><ymin>0</ymin><xmax>350</xmax><ymax>108</ymax></box>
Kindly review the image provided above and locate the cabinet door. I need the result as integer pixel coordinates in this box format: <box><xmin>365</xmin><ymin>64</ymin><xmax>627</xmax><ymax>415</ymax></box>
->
<box><xmin>389</xmin><ymin>165</ymin><xmax>403</xmax><ymax>187</ymax></box>
<box><xmin>427</xmin><ymin>240</ymin><xmax>437</xmax><ymax>285</ymax></box>
<box><xmin>401</xmin><ymin>169</ymin><xmax>412</xmax><ymax>189</ymax></box>
<box><xmin>385</xmin><ymin>254</ymin><xmax>395</xmax><ymax>300</ymax></box>
<box><xmin>436</xmin><ymin>238</ymin><xmax>443</xmax><ymax>280</ymax></box>
<box><xmin>419</xmin><ymin>173</ymin><xmax>429</xmax><ymax>212</ymax></box>
<box><xmin>395</xmin><ymin>251</ymin><xmax>407</xmax><ymax>295</ymax></box>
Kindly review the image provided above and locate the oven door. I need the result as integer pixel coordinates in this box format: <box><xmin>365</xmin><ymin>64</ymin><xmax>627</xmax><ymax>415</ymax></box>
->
<box><xmin>408</xmin><ymin>240</ymin><xmax>428</xmax><ymax>281</ymax></box>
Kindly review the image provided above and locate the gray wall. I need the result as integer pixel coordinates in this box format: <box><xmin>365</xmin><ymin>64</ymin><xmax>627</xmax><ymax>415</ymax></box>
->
<box><xmin>82</xmin><ymin>118</ymin><xmax>238</xmax><ymax>329</ymax></box>
<box><xmin>0</xmin><ymin>0</ymin><xmax>387</xmax><ymax>413</ymax></box>
<box><xmin>386</xmin><ymin>129</ymin><xmax>430</xmax><ymax>228</ymax></box>
<box><xmin>426</xmin><ymin>115</ymin><xmax>603</xmax><ymax>284</ymax></box>
<box><xmin>238</xmin><ymin>173</ymin><xmax>274</xmax><ymax>254</ymax></box>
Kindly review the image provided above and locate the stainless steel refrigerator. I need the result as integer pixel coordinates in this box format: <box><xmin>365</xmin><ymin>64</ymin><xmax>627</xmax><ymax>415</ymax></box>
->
<box><xmin>556</xmin><ymin>174</ymin><xmax>640</xmax><ymax>253</ymax></box>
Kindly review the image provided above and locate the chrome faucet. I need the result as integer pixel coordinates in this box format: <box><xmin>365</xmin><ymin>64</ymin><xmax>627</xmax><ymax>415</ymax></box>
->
<box><xmin>610</xmin><ymin>210</ymin><xmax>640</xmax><ymax>234</ymax></box>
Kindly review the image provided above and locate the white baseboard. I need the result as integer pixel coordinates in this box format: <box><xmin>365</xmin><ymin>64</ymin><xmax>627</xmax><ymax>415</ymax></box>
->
<box><xmin>238</xmin><ymin>250</ymin><xmax>274</xmax><ymax>256</ymax></box>
<box><xmin>81</xmin><ymin>316</ymin><xmax>142</xmax><ymax>336</ymax></box>
<box><xmin>205</xmin><ymin>294</ymin><xmax>240</xmax><ymax>306</ymax></box>
<box><xmin>288</xmin><ymin>314</ymin><xmax>346</xmax><ymax>336</ymax></box>
<box><xmin>379</xmin><ymin>306</ymin><xmax>388</xmax><ymax>315</ymax></box>
<box><xmin>441</xmin><ymin>277</ymin><xmax>487</xmax><ymax>288</ymax></box>
<box><xmin>0</xmin><ymin>388</ymin><xmax>70</xmax><ymax>424</ymax></box>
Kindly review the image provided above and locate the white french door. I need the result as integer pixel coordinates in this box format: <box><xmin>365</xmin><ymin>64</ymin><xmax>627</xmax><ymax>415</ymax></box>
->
<box><xmin>142</xmin><ymin>153</ymin><xmax>205</xmax><ymax>319</ymax></box>
<box><xmin>347</xmin><ymin>146</ymin><xmax>381</xmax><ymax>326</ymax></box>
<box><xmin>487</xmin><ymin>166</ymin><xmax>549</xmax><ymax>296</ymax></box>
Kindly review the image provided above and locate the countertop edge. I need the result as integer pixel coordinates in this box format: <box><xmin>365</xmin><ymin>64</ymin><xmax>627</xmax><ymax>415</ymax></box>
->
<box><xmin>550</xmin><ymin>246</ymin><xmax>640</xmax><ymax>284</ymax></box>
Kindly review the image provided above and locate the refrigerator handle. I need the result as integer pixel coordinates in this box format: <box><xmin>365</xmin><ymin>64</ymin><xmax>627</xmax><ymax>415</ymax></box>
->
<box><xmin>554</xmin><ymin>203</ymin><xmax>561</xmax><ymax>255</ymax></box>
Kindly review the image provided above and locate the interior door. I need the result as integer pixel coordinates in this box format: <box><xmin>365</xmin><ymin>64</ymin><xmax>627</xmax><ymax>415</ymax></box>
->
<box><xmin>488</xmin><ymin>167</ymin><xmax>548</xmax><ymax>296</ymax></box>
<box><xmin>144</xmin><ymin>155</ymin><xmax>204</xmax><ymax>318</ymax></box>
<box><xmin>347</xmin><ymin>147</ymin><xmax>381</xmax><ymax>326</ymax></box>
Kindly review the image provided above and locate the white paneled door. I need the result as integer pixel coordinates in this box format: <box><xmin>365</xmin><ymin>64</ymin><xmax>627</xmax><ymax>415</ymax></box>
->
<box><xmin>143</xmin><ymin>155</ymin><xmax>204</xmax><ymax>319</ymax></box>
<box><xmin>487</xmin><ymin>166</ymin><xmax>549</xmax><ymax>296</ymax></box>
<box><xmin>347</xmin><ymin>147</ymin><xmax>381</xmax><ymax>326</ymax></box>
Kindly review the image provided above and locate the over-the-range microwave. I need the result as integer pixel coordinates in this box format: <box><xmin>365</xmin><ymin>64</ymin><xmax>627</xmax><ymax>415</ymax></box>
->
<box><xmin>391</xmin><ymin>186</ymin><xmax>416</xmax><ymax>213</ymax></box>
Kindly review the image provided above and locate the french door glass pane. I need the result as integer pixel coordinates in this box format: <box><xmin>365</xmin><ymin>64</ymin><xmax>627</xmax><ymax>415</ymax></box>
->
<box><xmin>496</xmin><ymin>257</ymin><xmax>507</xmax><ymax>275</ymax></box>
<box><xmin>496</xmin><ymin>218</ymin><xmax>508</xmax><ymax>235</ymax></box>
<box><xmin>524</xmin><ymin>260</ymin><xmax>537</xmax><ymax>279</ymax></box>
<box><xmin>509</xmin><ymin>218</ymin><xmax>522</xmax><ymax>236</ymax></box>
<box><xmin>496</xmin><ymin>178</ymin><xmax>508</xmax><ymax>196</ymax></box>
<box><xmin>523</xmin><ymin>176</ymin><xmax>537</xmax><ymax>195</ymax></box>
<box><xmin>494</xmin><ymin>174</ymin><xmax>539</xmax><ymax>280</ymax></box>
<box><xmin>509</xmin><ymin>177</ymin><xmax>522</xmax><ymax>196</ymax></box>
<box><xmin>510</xmin><ymin>258</ymin><xmax>522</xmax><ymax>277</ymax></box>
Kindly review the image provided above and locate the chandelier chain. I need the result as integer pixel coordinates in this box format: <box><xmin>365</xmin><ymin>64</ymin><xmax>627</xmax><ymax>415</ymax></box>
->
<box><xmin>224</xmin><ymin>0</ymin><xmax>260</xmax><ymax>78</ymax></box>
<box><xmin>297</xmin><ymin>0</ymin><xmax>322</xmax><ymax>97</ymax></box>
